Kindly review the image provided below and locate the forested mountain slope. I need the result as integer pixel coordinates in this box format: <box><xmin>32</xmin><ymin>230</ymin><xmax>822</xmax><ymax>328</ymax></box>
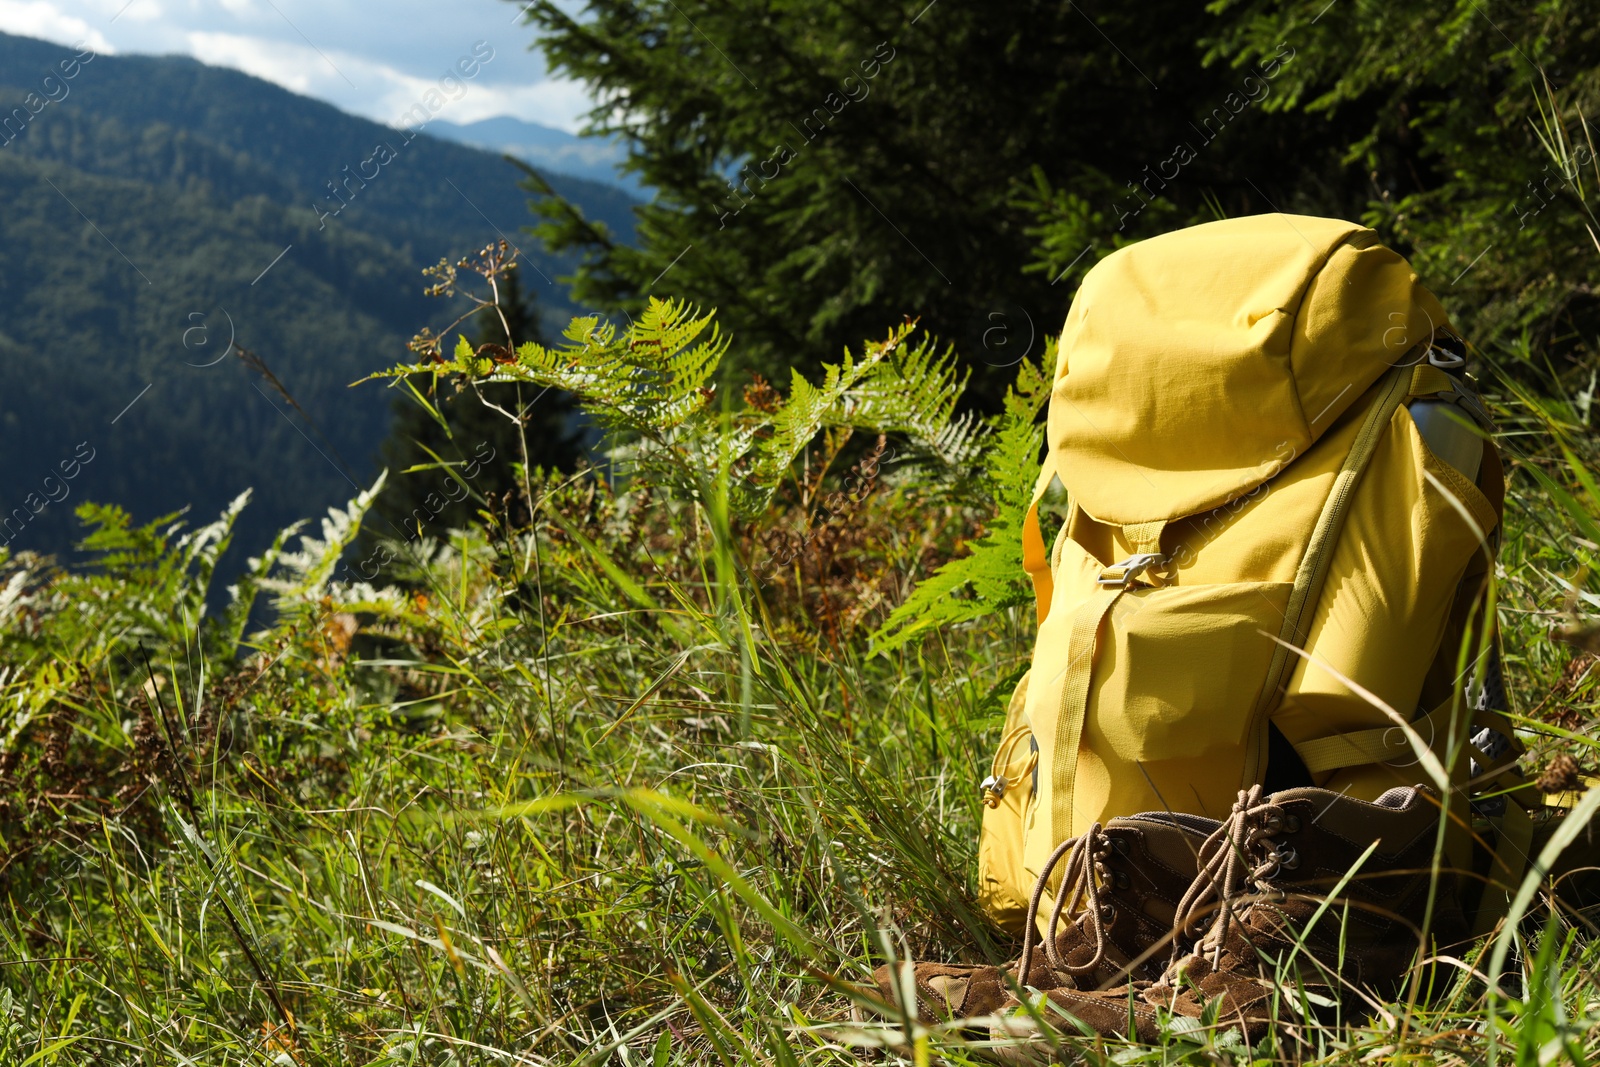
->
<box><xmin>0</xmin><ymin>31</ymin><xmax>634</xmax><ymax>561</ymax></box>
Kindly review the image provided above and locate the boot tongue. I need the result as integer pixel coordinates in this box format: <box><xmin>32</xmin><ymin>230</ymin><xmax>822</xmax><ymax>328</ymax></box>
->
<box><xmin>1120</xmin><ymin>811</ymin><xmax>1220</xmax><ymax>834</ymax></box>
<box><xmin>923</xmin><ymin>974</ymin><xmax>970</xmax><ymax>1014</ymax></box>
<box><xmin>1265</xmin><ymin>784</ymin><xmax>1423</xmax><ymax>810</ymax></box>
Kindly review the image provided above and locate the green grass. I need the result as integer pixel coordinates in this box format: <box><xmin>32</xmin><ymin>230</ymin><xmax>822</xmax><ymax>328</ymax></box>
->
<box><xmin>0</xmin><ymin>310</ymin><xmax>1598</xmax><ymax>1067</ymax></box>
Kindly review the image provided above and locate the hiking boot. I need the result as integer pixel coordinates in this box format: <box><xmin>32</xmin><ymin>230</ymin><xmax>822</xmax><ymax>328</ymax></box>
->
<box><xmin>987</xmin><ymin>784</ymin><xmax>1469</xmax><ymax>1047</ymax></box>
<box><xmin>872</xmin><ymin>811</ymin><xmax>1210</xmax><ymax>1024</ymax></box>
<box><xmin>1147</xmin><ymin>782</ymin><xmax>1469</xmax><ymax>1033</ymax></box>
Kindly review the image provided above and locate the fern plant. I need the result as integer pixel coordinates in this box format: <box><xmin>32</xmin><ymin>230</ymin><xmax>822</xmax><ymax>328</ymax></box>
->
<box><xmin>367</xmin><ymin>297</ymin><xmax>981</xmax><ymax>521</ymax></box>
<box><xmin>370</xmin><ymin>295</ymin><xmax>1061</xmax><ymax>662</ymax></box>
<box><xmin>259</xmin><ymin>472</ymin><xmax>389</xmax><ymax>619</ymax></box>
<box><xmin>37</xmin><ymin>492</ymin><xmax>255</xmax><ymax>662</ymax></box>
<box><xmin>871</xmin><ymin>341</ymin><xmax>1055</xmax><ymax>654</ymax></box>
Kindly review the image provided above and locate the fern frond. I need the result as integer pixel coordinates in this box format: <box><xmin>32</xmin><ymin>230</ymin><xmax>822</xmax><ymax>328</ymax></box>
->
<box><xmin>871</xmin><ymin>344</ymin><xmax>1055</xmax><ymax>653</ymax></box>
<box><xmin>0</xmin><ymin>568</ymin><xmax>32</xmax><ymax>633</ymax></box>
<box><xmin>218</xmin><ymin>514</ymin><xmax>305</xmax><ymax>658</ymax></box>
<box><xmin>872</xmin><ymin>534</ymin><xmax>1034</xmax><ymax>655</ymax></box>
<box><xmin>262</xmin><ymin>472</ymin><xmax>388</xmax><ymax>616</ymax></box>
<box><xmin>485</xmin><ymin>298</ymin><xmax>726</xmax><ymax>435</ymax></box>
<box><xmin>172</xmin><ymin>489</ymin><xmax>251</xmax><ymax>620</ymax></box>
<box><xmin>839</xmin><ymin>331</ymin><xmax>969</xmax><ymax>445</ymax></box>
<box><xmin>372</xmin><ymin>306</ymin><xmax>994</xmax><ymax>527</ymax></box>
<box><xmin>745</xmin><ymin>322</ymin><xmax>932</xmax><ymax>499</ymax></box>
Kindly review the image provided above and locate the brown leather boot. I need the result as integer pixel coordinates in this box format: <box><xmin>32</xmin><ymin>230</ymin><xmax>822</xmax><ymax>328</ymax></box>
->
<box><xmin>872</xmin><ymin>811</ymin><xmax>1210</xmax><ymax>1024</ymax></box>
<box><xmin>1146</xmin><ymin>783</ymin><xmax>1470</xmax><ymax>1039</ymax></box>
<box><xmin>987</xmin><ymin>784</ymin><xmax>1469</xmax><ymax>1047</ymax></box>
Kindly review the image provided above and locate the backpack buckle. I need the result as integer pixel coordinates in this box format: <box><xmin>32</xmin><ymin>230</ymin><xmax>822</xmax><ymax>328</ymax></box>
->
<box><xmin>1426</xmin><ymin>345</ymin><xmax>1466</xmax><ymax>369</ymax></box>
<box><xmin>1097</xmin><ymin>553</ymin><xmax>1168</xmax><ymax>588</ymax></box>
<box><xmin>980</xmin><ymin>774</ymin><xmax>1007</xmax><ymax>807</ymax></box>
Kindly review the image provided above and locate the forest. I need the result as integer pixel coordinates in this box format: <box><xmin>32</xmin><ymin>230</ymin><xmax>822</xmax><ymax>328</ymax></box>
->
<box><xmin>0</xmin><ymin>30</ymin><xmax>634</xmax><ymax>566</ymax></box>
<box><xmin>0</xmin><ymin>0</ymin><xmax>1598</xmax><ymax>1063</ymax></box>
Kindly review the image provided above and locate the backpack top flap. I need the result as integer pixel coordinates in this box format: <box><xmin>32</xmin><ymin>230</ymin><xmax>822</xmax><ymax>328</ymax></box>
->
<box><xmin>1049</xmin><ymin>213</ymin><xmax>1449</xmax><ymax>526</ymax></box>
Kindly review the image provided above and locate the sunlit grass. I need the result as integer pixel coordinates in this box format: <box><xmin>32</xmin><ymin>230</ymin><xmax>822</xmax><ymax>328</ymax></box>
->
<box><xmin>0</xmin><ymin>328</ymin><xmax>1596</xmax><ymax>1065</ymax></box>
<box><xmin>0</xmin><ymin>22</ymin><xmax>1597</xmax><ymax>1059</ymax></box>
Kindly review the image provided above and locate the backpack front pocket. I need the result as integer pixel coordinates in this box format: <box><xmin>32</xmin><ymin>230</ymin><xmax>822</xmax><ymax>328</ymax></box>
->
<box><xmin>1085</xmin><ymin>580</ymin><xmax>1295</xmax><ymax>762</ymax></box>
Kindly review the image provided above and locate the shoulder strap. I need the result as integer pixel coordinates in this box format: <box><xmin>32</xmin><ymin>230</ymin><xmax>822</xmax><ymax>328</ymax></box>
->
<box><xmin>1241</xmin><ymin>361</ymin><xmax>1418</xmax><ymax>786</ymax></box>
<box><xmin>1045</xmin><ymin>516</ymin><xmax>1168</xmax><ymax>846</ymax></box>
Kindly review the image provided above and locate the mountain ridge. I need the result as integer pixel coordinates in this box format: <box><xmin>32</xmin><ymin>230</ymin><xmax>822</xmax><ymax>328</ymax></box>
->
<box><xmin>0</xmin><ymin>30</ymin><xmax>634</xmax><ymax>568</ymax></box>
<box><xmin>428</xmin><ymin>116</ymin><xmax>638</xmax><ymax>192</ymax></box>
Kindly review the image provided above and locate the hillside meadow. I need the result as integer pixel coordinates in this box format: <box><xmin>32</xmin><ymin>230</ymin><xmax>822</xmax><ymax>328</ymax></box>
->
<box><xmin>0</xmin><ymin>283</ymin><xmax>1593</xmax><ymax>1064</ymax></box>
<box><xmin>3</xmin><ymin>0</ymin><xmax>1600</xmax><ymax>1062</ymax></box>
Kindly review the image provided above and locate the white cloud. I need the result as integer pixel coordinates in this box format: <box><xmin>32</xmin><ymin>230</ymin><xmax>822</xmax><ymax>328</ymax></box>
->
<box><xmin>111</xmin><ymin>0</ymin><xmax>163</xmax><ymax>23</ymax></box>
<box><xmin>185</xmin><ymin>29</ymin><xmax>322</xmax><ymax>93</ymax></box>
<box><xmin>3</xmin><ymin>1</ymin><xmax>597</xmax><ymax>134</ymax></box>
<box><xmin>450</xmin><ymin>78</ymin><xmax>591</xmax><ymax>131</ymax></box>
<box><xmin>182</xmin><ymin>29</ymin><xmax>591</xmax><ymax>134</ymax></box>
<box><xmin>371</xmin><ymin>68</ymin><xmax>591</xmax><ymax>133</ymax></box>
<box><xmin>0</xmin><ymin>0</ymin><xmax>114</xmax><ymax>52</ymax></box>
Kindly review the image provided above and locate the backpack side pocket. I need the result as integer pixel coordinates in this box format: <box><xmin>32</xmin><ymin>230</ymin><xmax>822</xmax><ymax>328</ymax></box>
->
<box><xmin>977</xmin><ymin>671</ymin><xmax>1040</xmax><ymax>933</ymax></box>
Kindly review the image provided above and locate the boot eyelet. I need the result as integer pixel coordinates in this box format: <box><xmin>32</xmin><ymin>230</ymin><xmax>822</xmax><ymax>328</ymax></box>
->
<box><xmin>1112</xmin><ymin>837</ymin><xmax>1130</xmax><ymax>855</ymax></box>
<box><xmin>1277</xmin><ymin>844</ymin><xmax>1300</xmax><ymax>870</ymax></box>
<box><xmin>1114</xmin><ymin>870</ymin><xmax>1131</xmax><ymax>890</ymax></box>
<box><xmin>1261</xmin><ymin>810</ymin><xmax>1303</xmax><ymax>834</ymax></box>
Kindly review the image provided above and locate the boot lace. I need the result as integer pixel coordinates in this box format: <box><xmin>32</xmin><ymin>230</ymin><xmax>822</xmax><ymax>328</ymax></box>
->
<box><xmin>1015</xmin><ymin>824</ymin><xmax>1116</xmax><ymax>985</ymax></box>
<box><xmin>1169</xmin><ymin>785</ymin><xmax>1298</xmax><ymax>966</ymax></box>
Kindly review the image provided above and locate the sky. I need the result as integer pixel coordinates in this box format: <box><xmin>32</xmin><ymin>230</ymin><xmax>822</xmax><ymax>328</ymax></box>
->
<box><xmin>0</xmin><ymin>0</ymin><xmax>594</xmax><ymax>132</ymax></box>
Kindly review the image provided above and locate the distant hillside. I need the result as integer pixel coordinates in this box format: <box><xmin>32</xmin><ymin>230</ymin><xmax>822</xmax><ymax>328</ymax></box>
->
<box><xmin>0</xmin><ymin>31</ymin><xmax>636</xmax><ymax>567</ymax></box>
<box><xmin>430</xmin><ymin>116</ymin><xmax>639</xmax><ymax>193</ymax></box>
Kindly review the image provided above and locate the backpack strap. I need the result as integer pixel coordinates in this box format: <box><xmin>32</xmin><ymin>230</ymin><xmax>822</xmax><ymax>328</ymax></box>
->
<box><xmin>1476</xmin><ymin>793</ymin><xmax>1536</xmax><ymax>936</ymax></box>
<box><xmin>1292</xmin><ymin>696</ymin><xmax>1524</xmax><ymax>776</ymax></box>
<box><xmin>1241</xmin><ymin>361</ymin><xmax>1419</xmax><ymax>786</ymax></box>
<box><xmin>1290</xmin><ymin>680</ymin><xmax>1539</xmax><ymax>934</ymax></box>
<box><xmin>1408</xmin><ymin>360</ymin><xmax>1496</xmax><ymax>435</ymax></box>
<box><xmin>1023</xmin><ymin>444</ymin><xmax>1176</xmax><ymax>842</ymax></box>
<box><xmin>1266</xmin><ymin>357</ymin><xmax>1535</xmax><ymax>932</ymax></box>
<box><xmin>1047</xmin><ymin>519</ymin><xmax>1167</xmax><ymax>845</ymax></box>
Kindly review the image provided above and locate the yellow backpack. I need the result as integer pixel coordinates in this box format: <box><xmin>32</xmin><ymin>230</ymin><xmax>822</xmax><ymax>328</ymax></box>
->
<box><xmin>978</xmin><ymin>213</ymin><xmax>1536</xmax><ymax>933</ymax></box>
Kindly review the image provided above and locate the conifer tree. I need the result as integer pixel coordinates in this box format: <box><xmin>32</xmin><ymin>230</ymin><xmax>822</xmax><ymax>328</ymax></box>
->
<box><xmin>511</xmin><ymin>0</ymin><xmax>1377</xmax><ymax>404</ymax></box>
